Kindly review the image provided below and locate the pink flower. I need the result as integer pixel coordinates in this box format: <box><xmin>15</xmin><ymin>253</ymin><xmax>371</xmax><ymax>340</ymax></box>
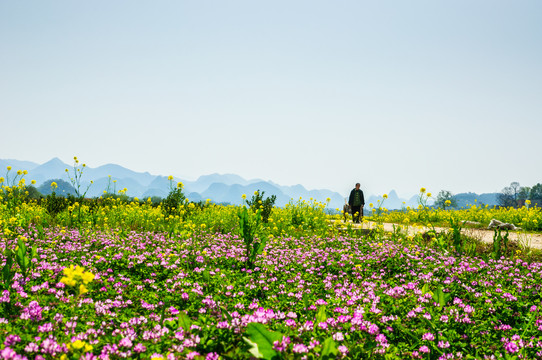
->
<box><xmin>422</xmin><ymin>332</ymin><xmax>435</xmax><ymax>341</ymax></box>
<box><xmin>338</xmin><ymin>345</ymin><xmax>349</xmax><ymax>356</ymax></box>
<box><xmin>505</xmin><ymin>341</ymin><xmax>518</xmax><ymax>354</ymax></box>
<box><xmin>292</xmin><ymin>343</ymin><xmax>308</xmax><ymax>353</ymax></box>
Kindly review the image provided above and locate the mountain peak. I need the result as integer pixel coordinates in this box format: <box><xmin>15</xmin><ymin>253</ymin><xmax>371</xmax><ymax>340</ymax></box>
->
<box><xmin>44</xmin><ymin>157</ymin><xmax>64</xmax><ymax>164</ymax></box>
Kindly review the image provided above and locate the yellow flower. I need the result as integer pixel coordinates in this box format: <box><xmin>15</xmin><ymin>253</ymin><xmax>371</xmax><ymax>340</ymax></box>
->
<box><xmin>254</xmin><ymin>191</ymin><xmax>259</xmax><ymax>196</ymax></box>
<box><xmin>23</xmin><ymin>170</ymin><xmax>28</xmax><ymax>175</ymax></box>
<box><xmin>383</xmin><ymin>194</ymin><xmax>388</xmax><ymax>199</ymax></box>
<box><xmin>69</xmin><ymin>340</ymin><xmax>85</xmax><ymax>351</ymax></box>
<box><xmin>81</xmin><ymin>271</ymin><xmax>95</xmax><ymax>284</ymax></box>
<box><xmin>6</xmin><ymin>166</ymin><xmax>11</xmax><ymax>171</ymax></box>
<box><xmin>427</xmin><ymin>193</ymin><xmax>431</xmax><ymax>197</ymax></box>
<box><xmin>242</xmin><ymin>194</ymin><xmax>247</xmax><ymax>200</ymax></box>
<box><xmin>0</xmin><ymin>177</ymin><xmax>4</xmax><ymax>184</ymax></box>
<box><xmin>445</xmin><ymin>200</ymin><xmax>452</xmax><ymax>206</ymax></box>
<box><xmin>17</xmin><ymin>170</ymin><xmax>22</xmax><ymax>175</ymax></box>
<box><xmin>168</xmin><ymin>175</ymin><xmax>174</xmax><ymax>181</ymax></box>
<box><xmin>51</xmin><ymin>182</ymin><xmax>58</xmax><ymax>189</ymax></box>
<box><xmin>420</xmin><ymin>187</ymin><xmax>426</xmax><ymax>193</ymax></box>
<box><xmin>79</xmin><ymin>284</ymin><xmax>89</xmax><ymax>295</ymax></box>
<box><xmin>60</xmin><ymin>277</ymin><xmax>77</xmax><ymax>287</ymax></box>
<box><xmin>177</xmin><ymin>182</ymin><xmax>184</xmax><ymax>189</ymax></box>
<box><xmin>31</xmin><ymin>180</ymin><xmax>36</xmax><ymax>185</ymax></box>
<box><xmin>525</xmin><ymin>200</ymin><xmax>531</xmax><ymax>205</ymax></box>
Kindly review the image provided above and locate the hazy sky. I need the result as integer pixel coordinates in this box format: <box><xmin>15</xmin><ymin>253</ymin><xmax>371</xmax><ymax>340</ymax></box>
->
<box><xmin>1</xmin><ymin>1</ymin><xmax>541</xmax><ymax>198</ymax></box>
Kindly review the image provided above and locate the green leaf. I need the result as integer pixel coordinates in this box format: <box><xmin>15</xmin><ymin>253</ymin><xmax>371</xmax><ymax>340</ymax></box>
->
<box><xmin>243</xmin><ymin>336</ymin><xmax>264</xmax><ymax>358</ymax></box>
<box><xmin>177</xmin><ymin>312</ymin><xmax>192</xmax><ymax>332</ymax></box>
<box><xmin>315</xmin><ymin>306</ymin><xmax>327</xmax><ymax>324</ymax></box>
<box><xmin>245</xmin><ymin>322</ymin><xmax>283</xmax><ymax>360</ymax></box>
<box><xmin>203</xmin><ymin>269</ymin><xmax>210</xmax><ymax>283</ymax></box>
<box><xmin>256</xmin><ymin>236</ymin><xmax>268</xmax><ymax>255</ymax></box>
<box><xmin>321</xmin><ymin>337</ymin><xmax>338</xmax><ymax>359</ymax></box>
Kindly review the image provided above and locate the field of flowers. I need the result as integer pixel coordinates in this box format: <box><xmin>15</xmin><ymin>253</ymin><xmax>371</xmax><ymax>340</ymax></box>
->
<box><xmin>363</xmin><ymin>189</ymin><xmax>542</xmax><ymax>233</ymax></box>
<box><xmin>2</xmin><ymin>167</ymin><xmax>542</xmax><ymax>359</ymax></box>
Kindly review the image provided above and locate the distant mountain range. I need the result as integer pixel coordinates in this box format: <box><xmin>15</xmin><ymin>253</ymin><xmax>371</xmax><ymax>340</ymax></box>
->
<box><xmin>0</xmin><ymin>158</ymin><xmax>500</xmax><ymax>210</ymax></box>
<box><xmin>0</xmin><ymin>158</ymin><xmax>348</xmax><ymax>209</ymax></box>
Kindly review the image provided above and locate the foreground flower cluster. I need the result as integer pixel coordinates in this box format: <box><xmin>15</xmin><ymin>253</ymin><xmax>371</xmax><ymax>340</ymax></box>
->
<box><xmin>1</xmin><ymin>227</ymin><xmax>542</xmax><ymax>359</ymax></box>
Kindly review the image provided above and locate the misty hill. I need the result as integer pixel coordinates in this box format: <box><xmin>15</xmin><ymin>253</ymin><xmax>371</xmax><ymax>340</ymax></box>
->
<box><xmin>0</xmin><ymin>159</ymin><xmax>39</xmax><ymax>173</ymax></box>
<box><xmin>367</xmin><ymin>190</ymin><xmax>424</xmax><ymax>210</ymax></box>
<box><xmin>1</xmin><ymin>158</ymin><xmax>347</xmax><ymax>208</ymax></box>
<box><xmin>37</xmin><ymin>179</ymin><xmax>76</xmax><ymax>196</ymax></box>
<box><xmin>453</xmin><ymin>192</ymin><xmax>499</xmax><ymax>208</ymax></box>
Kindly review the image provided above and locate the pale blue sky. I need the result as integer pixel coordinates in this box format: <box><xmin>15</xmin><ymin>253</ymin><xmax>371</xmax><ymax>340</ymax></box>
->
<box><xmin>1</xmin><ymin>1</ymin><xmax>541</xmax><ymax>198</ymax></box>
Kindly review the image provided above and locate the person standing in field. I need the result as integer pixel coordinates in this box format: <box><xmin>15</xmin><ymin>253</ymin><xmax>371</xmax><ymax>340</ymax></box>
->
<box><xmin>348</xmin><ymin>183</ymin><xmax>365</xmax><ymax>223</ymax></box>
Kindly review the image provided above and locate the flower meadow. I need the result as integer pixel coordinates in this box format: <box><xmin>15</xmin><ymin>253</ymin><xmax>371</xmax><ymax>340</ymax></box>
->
<box><xmin>2</xmin><ymin>166</ymin><xmax>542</xmax><ymax>359</ymax></box>
<box><xmin>2</xmin><ymin>224</ymin><xmax>542</xmax><ymax>359</ymax></box>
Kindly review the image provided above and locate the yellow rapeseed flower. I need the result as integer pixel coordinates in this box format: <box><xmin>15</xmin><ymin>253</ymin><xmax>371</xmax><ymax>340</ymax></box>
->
<box><xmin>81</xmin><ymin>272</ymin><xmax>95</xmax><ymax>284</ymax></box>
<box><xmin>420</xmin><ymin>187</ymin><xmax>426</xmax><ymax>193</ymax></box>
<box><xmin>7</xmin><ymin>166</ymin><xmax>11</xmax><ymax>171</ymax></box>
<box><xmin>31</xmin><ymin>180</ymin><xmax>36</xmax><ymax>185</ymax></box>
<box><xmin>79</xmin><ymin>284</ymin><xmax>89</xmax><ymax>295</ymax></box>
<box><xmin>168</xmin><ymin>175</ymin><xmax>174</xmax><ymax>181</ymax></box>
<box><xmin>51</xmin><ymin>182</ymin><xmax>58</xmax><ymax>189</ymax></box>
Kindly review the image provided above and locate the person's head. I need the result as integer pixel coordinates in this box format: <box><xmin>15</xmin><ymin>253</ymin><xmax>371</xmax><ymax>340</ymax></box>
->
<box><xmin>355</xmin><ymin>183</ymin><xmax>360</xmax><ymax>190</ymax></box>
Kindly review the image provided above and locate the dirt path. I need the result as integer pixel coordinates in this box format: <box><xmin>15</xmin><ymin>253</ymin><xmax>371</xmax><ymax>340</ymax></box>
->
<box><xmin>329</xmin><ymin>220</ymin><xmax>542</xmax><ymax>250</ymax></box>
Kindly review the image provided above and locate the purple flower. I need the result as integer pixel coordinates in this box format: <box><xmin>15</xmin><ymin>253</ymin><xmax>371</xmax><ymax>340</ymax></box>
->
<box><xmin>419</xmin><ymin>345</ymin><xmax>430</xmax><ymax>353</ymax></box>
<box><xmin>505</xmin><ymin>341</ymin><xmax>518</xmax><ymax>353</ymax></box>
<box><xmin>119</xmin><ymin>337</ymin><xmax>133</xmax><ymax>348</ymax></box>
<box><xmin>206</xmin><ymin>353</ymin><xmax>219</xmax><ymax>360</ymax></box>
<box><xmin>133</xmin><ymin>343</ymin><xmax>147</xmax><ymax>353</ymax></box>
<box><xmin>285</xmin><ymin>319</ymin><xmax>296</xmax><ymax>327</ymax></box>
<box><xmin>4</xmin><ymin>335</ymin><xmax>21</xmax><ymax>346</ymax></box>
<box><xmin>338</xmin><ymin>345</ymin><xmax>349</xmax><ymax>356</ymax></box>
<box><xmin>422</xmin><ymin>332</ymin><xmax>435</xmax><ymax>341</ymax></box>
<box><xmin>186</xmin><ymin>351</ymin><xmax>201</xmax><ymax>359</ymax></box>
<box><xmin>368</xmin><ymin>323</ymin><xmax>379</xmax><ymax>335</ymax></box>
<box><xmin>292</xmin><ymin>343</ymin><xmax>308</xmax><ymax>353</ymax></box>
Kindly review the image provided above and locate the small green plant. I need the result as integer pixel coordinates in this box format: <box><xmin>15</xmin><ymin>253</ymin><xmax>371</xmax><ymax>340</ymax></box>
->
<box><xmin>492</xmin><ymin>228</ymin><xmax>509</xmax><ymax>260</ymax></box>
<box><xmin>238</xmin><ymin>206</ymin><xmax>267</xmax><ymax>269</ymax></box>
<box><xmin>161</xmin><ymin>177</ymin><xmax>186</xmax><ymax>217</ymax></box>
<box><xmin>15</xmin><ymin>236</ymin><xmax>38</xmax><ymax>283</ymax></box>
<box><xmin>65</xmin><ymin>156</ymin><xmax>92</xmax><ymax>198</ymax></box>
<box><xmin>45</xmin><ymin>182</ymin><xmax>68</xmax><ymax>219</ymax></box>
<box><xmin>450</xmin><ymin>217</ymin><xmax>464</xmax><ymax>255</ymax></box>
<box><xmin>246</xmin><ymin>190</ymin><xmax>276</xmax><ymax>223</ymax></box>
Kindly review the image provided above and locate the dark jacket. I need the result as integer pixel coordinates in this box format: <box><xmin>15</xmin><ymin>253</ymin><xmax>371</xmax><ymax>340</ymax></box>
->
<box><xmin>349</xmin><ymin>189</ymin><xmax>365</xmax><ymax>207</ymax></box>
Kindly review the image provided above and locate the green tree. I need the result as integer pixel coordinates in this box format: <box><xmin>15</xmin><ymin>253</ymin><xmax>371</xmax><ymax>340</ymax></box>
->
<box><xmin>530</xmin><ymin>183</ymin><xmax>542</xmax><ymax>201</ymax></box>
<box><xmin>37</xmin><ymin>179</ymin><xmax>76</xmax><ymax>197</ymax></box>
<box><xmin>435</xmin><ymin>190</ymin><xmax>457</xmax><ymax>209</ymax></box>
<box><xmin>498</xmin><ymin>182</ymin><xmax>521</xmax><ymax>208</ymax></box>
